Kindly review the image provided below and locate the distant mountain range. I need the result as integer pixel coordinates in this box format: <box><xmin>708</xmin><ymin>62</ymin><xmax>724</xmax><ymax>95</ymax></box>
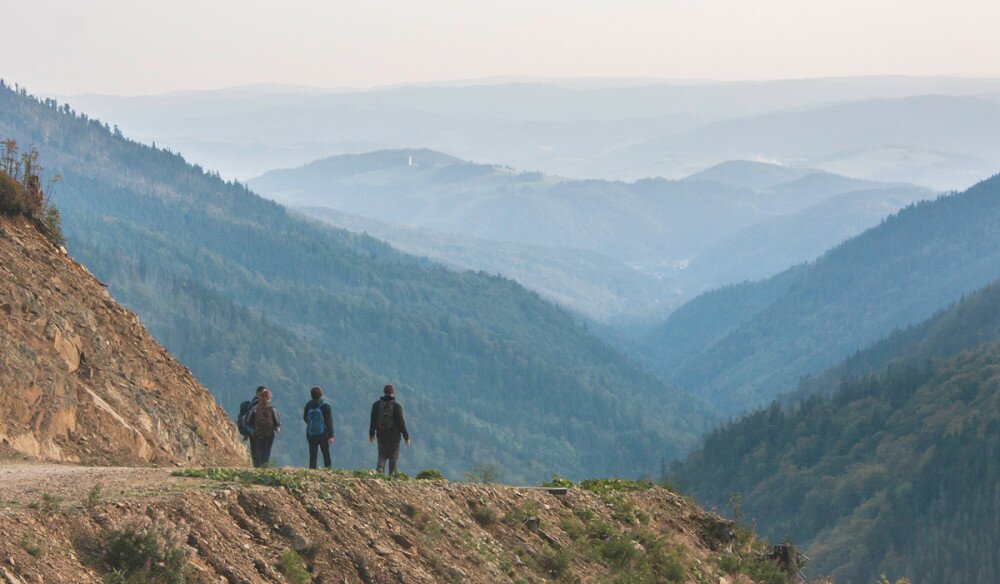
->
<box><xmin>0</xmin><ymin>82</ymin><xmax>709</xmax><ymax>482</ymax></box>
<box><xmin>56</xmin><ymin>76</ymin><xmax>1000</xmax><ymax>189</ymax></box>
<box><xmin>640</xmin><ymin>174</ymin><xmax>1000</xmax><ymax>413</ymax></box>
<box><xmin>676</xmin><ymin>277</ymin><xmax>1000</xmax><ymax>582</ymax></box>
<box><xmin>249</xmin><ymin>149</ymin><xmax>931</xmax><ymax>322</ymax></box>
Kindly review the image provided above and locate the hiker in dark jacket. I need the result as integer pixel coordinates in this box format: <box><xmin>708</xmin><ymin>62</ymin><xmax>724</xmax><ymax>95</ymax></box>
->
<box><xmin>241</xmin><ymin>385</ymin><xmax>267</xmax><ymax>467</ymax></box>
<box><xmin>303</xmin><ymin>386</ymin><xmax>334</xmax><ymax>469</ymax></box>
<box><xmin>248</xmin><ymin>388</ymin><xmax>280</xmax><ymax>467</ymax></box>
<box><xmin>368</xmin><ymin>384</ymin><xmax>410</xmax><ymax>475</ymax></box>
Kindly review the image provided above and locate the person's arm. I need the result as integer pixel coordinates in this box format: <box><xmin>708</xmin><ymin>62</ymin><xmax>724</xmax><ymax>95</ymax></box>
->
<box><xmin>323</xmin><ymin>403</ymin><xmax>334</xmax><ymax>442</ymax></box>
<box><xmin>369</xmin><ymin>402</ymin><xmax>378</xmax><ymax>442</ymax></box>
<box><xmin>303</xmin><ymin>404</ymin><xmax>309</xmax><ymax>424</ymax></box>
<box><xmin>273</xmin><ymin>408</ymin><xmax>281</xmax><ymax>432</ymax></box>
<box><xmin>396</xmin><ymin>403</ymin><xmax>410</xmax><ymax>443</ymax></box>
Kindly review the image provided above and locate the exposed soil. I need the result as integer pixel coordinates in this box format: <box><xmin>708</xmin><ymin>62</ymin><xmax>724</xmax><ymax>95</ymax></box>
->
<box><xmin>0</xmin><ymin>463</ymin><xmax>762</xmax><ymax>584</ymax></box>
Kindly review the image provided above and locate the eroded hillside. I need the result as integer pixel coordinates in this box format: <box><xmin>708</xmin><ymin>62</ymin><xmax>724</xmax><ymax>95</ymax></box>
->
<box><xmin>0</xmin><ymin>466</ymin><xmax>794</xmax><ymax>583</ymax></box>
<box><xmin>0</xmin><ymin>213</ymin><xmax>246</xmax><ymax>466</ymax></box>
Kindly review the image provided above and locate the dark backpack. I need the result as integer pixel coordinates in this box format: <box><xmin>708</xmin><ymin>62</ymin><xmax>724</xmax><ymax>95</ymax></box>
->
<box><xmin>253</xmin><ymin>405</ymin><xmax>276</xmax><ymax>438</ymax></box>
<box><xmin>306</xmin><ymin>401</ymin><xmax>327</xmax><ymax>437</ymax></box>
<box><xmin>378</xmin><ymin>400</ymin><xmax>396</xmax><ymax>432</ymax></box>
<box><xmin>237</xmin><ymin>400</ymin><xmax>255</xmax><ymax>437</ymax></box>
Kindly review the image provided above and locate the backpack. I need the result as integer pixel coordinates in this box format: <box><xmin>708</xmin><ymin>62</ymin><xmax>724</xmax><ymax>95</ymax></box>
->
<box><xmin>237</xmin><ymin>400</ymin><xmax>255</xmax><ymax>437</ymax></box>
<box><xmin>253</xmin><ymin>405</ymin><xmax>276</xmax><ymax>438</ymax></box>
<box><xmin>378</xmin><ymin>400</ymin><xmax>396</xmax><ymax>432</ymax></box>
<box><xmin>306</xmin><ymin>401</ymin><xmax>327</xmax><ymax>437</ymax></box>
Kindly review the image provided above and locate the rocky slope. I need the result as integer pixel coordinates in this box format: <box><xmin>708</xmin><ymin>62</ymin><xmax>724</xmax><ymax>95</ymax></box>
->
<box><xmin>0</xmin><ymin>466</ymin><xmax>793</xmax><ymax>583</ymax></box>
<box><xmin>0</xmin><ymin>214</ymin><xmax>246</xmax><ymax>466</ymax></box>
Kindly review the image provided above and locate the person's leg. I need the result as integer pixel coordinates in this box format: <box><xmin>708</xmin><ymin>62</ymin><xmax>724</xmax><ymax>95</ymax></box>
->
<box><xmin>319</xmin><ymin>439</ymin><xmax>331</xmax><ymax>468</ymax></box>
<box><xmin>376</xmin><ymin>438</ymin><xmax>388</xmax><ymax>473</ymax></box>
<box><xmin>308</xmin><ymin>437</ymin><xmax>319</xmax><ymax>469</ymax></box>
<box><xmin>388</xmin><ymin>441</ymin><xmax>401</xmax><ymax>475</ymax></box>
<box><xmin>260</xmin><ymin>437</ymin><xmax>274</xmax><ymax>467</ymax></box>
<box><xmin>249</xmin><ymin>437</ymin><xmax>261</xmax><ymax>467</ymax></box>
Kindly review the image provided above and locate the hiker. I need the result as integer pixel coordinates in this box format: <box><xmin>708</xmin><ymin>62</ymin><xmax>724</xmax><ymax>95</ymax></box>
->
<box><xmin>303</xmin><ymin>386</ymin><xmax>334</xmax><ymax>469</ymax></box>
<box><xmin>237</xmin><ymin>385</ymin><xmax>267</xmax><ymax>467</ymax></box>
<box><xmin>248</xmin><ymin>388</ymin><xmax>280</xmax><ymax>467</ymax></box>
<box><xmin>369</xmin><ymin>384</ymin><xmax>410</xmax><ymax>475</ymax></box>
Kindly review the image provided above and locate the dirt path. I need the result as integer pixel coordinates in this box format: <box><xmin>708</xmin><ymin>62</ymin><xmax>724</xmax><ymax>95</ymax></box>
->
<box><xmin>0</xmin><ymin>463</ymin><xmax>202</xmax><ymax>508</ymax></box>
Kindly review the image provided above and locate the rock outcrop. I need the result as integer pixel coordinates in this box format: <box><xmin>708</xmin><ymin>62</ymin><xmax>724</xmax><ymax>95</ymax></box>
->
<box><xmin>0</xmin><ymin>214</ymin><xmax>246</xmax><ymax>466</ymax></box>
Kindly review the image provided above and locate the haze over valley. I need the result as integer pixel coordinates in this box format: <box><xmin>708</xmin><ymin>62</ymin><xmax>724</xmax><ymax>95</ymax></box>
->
<box><xmin>6</xmin><ymin>2</ymin><xmax>1000</xmax><ymax>581</ymax></box>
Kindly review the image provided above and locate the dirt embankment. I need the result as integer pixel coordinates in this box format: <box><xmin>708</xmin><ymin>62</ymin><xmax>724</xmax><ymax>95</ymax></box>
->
<box><xmin>0</xmin><ymin>464</ymin><xmax>779</xmax><ymax>584</ymax></box>
<box><xmin>0</xmin><ymin>214</ymin><xmax>246</xmax><ymax>466</ymax></box>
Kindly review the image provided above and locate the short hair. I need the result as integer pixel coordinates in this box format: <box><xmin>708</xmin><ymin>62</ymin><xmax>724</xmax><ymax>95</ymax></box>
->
<box><xmin>256</xmin><ymin>385</ymin><xmax>267</xmax><ymax>395</ymax></box>
<box><xmin>310</xmin><ymin>386</ymin><xmax>323</xmax><ymax>399</ymax></box>
<box><xmin>383</xmin><ymin>384</ymin><xmax>395</xmax><ymax>395</ymax></box>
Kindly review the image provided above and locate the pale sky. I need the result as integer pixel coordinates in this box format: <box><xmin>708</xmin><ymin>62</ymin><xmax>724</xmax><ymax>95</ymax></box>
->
<box><xmin>7</xmin><ymin>0</ymin><xmax>1000</xmax><ymax>95</ymax></box>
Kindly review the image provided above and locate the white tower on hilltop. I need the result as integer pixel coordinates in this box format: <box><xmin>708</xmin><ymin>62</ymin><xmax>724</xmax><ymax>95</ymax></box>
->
<box><xmin>408</xmin><ymin>155</ymin><xmax>414</xmax><ymax>166</ymax></box>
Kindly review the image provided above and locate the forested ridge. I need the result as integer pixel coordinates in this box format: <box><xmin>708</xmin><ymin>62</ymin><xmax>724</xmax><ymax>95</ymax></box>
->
<box><xmin>642</xmin><ymin>172</ymin><xmax>1000</xmax><ymax>414</ymax></box>
<box><xmin>676</xmin><ymin>280</ymin><xmax>1000</xmax><ymax>582</ymax></box>
<box><xmin>0</xmin><ymin>81</ymin><xmax>710</xmax><ymax>481</ymax></box>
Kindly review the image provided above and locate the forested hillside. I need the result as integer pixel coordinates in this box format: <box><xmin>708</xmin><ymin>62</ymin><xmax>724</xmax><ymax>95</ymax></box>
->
<box><xmin>792</xmin><ymin>278</ymin><xmax>1000</xmax><ymax>401</ymax></box>
<box><xmin>642</xmin><ymin>174</ymin><xmax>1000</xmax><ymax>413</ymax></box>
<box><xmin>676</xmin><ymin>317</ymin><xmax>1000</xmax><ymax>582</ymax></box>
<box><xmin>0</xmin><ymin>82</ymin><xmax>710</xmax><ymax>481</ymax></box>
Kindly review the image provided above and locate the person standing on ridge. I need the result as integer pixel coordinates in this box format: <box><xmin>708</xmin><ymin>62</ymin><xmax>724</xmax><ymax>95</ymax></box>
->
<box><xmin>248</xmin><ymin>388</ymin><xmax>280</xmax><ymax>467</ymax></box>
<box><xmin>303</xmin><ymin>386</ymin><xmax>334</xmax><ymax>469</ymax></box>
<box><xmin>237</xmin><ymin>385</ymin><xmax>267</xmax><ymax>467</ymax></box>
<box><xmin>369</xmin><ymin>384</ymin><xmax>410</xmax><ymax>475</ymax></box>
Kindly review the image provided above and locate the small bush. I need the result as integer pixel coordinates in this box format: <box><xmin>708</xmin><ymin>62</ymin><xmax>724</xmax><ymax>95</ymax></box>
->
<box><xmin>578</xmin><ymin>478</ymin><xmax>654</xmax><ymax>497</ymax></box>
<box><xmin>470</xmin><ymin>503</ymin><xmax>498</xmax><ymax>526</ymax></box>
<box><xmin>559</xmin><ymin>514</ymin><xmax>587</xmax><ymax>540</ymax></box>
<box><xmin>538</xmin><ymin>548</ymin><xmax>571</xmax><ymax>577</ymax></box>
<box><xmin>277</xmin><ymin>549</ymin><xmax>312</xmax><ymax>583</ymax></box>
<box><xmin>401</xmin><ymin>502</ymin><xmax>420</xmax><ymax>518</ymax></box>
<box><xmin>600</xmin><ymin>535</ymin><xmax>637</xmax><ymax>568</ymax></box>
<box><xmin>84</xmin><ymin>483</ymin><xmax>103</xmax><ymax>510</ymax></box>
<box><xmin>173</xmin><ymin>467</ymin><xmax>305</xmax><ymax>491</ymax></box>
<box><xmin>415</xmin><ymin>468</ymin><xmax>445</xmax><ymax>481</ymax></box>
<box><xmin>42</xmin><ymin>205</ymin><xmax>64</xmax><ymax>246</ymax></box>
<box><xmin>0</xmin><ymin>172</ymin><xmax>26</xmax><ymax>215</ymax></box>
<box><xmin>20</xmin><ymin>534</ymin><xmax>45</xmax><ymax>558</ymax></box>
<box><xmin>502</xmin><ymin>501</ymin><xmax>540</xmax><ymax>527</ymax></box>
<box><xmin>540</xmin><ymin>475</ymin><xmax>574</xmax><ymax>488</ymax></box>
<box><xmin>103</xmin><ymin>521</ymin><xmax>190</xmax><ymax>584</ymax></box>
<box><xmin>37</xmin><ymin>492</ymin><xmax>62</xmax><ymax>513</ymax></box>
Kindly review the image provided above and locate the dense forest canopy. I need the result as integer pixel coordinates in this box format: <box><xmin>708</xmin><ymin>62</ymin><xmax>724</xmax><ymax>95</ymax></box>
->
<box><xmin>676</xmin><ymin>279</ymin><xmax>1000</xmax><ymax>582</ymax></box>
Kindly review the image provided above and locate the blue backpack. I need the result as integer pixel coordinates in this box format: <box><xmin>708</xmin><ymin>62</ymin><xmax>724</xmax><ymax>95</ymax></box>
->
<box><xmin>237</xmin><ymin>399</ymin><xmax>256</xmax><ymax>437</ymax></box>
<box><xmin>306</xmin><ymin>401</ymin><xmax>327</xmax><ymax>437</ymax></box>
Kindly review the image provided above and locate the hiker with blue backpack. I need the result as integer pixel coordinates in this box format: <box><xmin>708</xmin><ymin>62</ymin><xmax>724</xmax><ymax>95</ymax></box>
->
<box><xmin>303</xmin><ymin>386</ymin><xmax>335</xmax><ymax>469</ymax></box>
<box><xmin>237</xmin><ymin>385</ymin><xmax>267</xmax><ymax>467</ymax></box>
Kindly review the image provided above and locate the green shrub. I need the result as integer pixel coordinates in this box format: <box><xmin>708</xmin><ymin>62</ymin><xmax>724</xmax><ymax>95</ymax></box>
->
<box><xmin>578</xmin><ymin>478</ymin><xmax>654</xmax><ymax>497</ymax></box>
<box><xmin>172</xmin><ymin>467</ymin><xmax>305</xmax><ymax>491</ymax></box>
<box><xmin>20</xmin><ymin>534</ymin><xmax>44</xmax><ymax>558</ymax></box>
<box><xmin>277</xmin><ymin>549</ymin><xmax>312</xmax><ymax>583</ymax></box>
<box><xmin>415</xmin><ymin>468</ymin><xmax>445</xmax><ymax>481</ymax></box>
<box><xmin>538</xmin><ymin>548</ymin><xmax>571</xmax><ymax>577</ymax></box>
<box><xmin>470</xmin><ymin>501</ymin><xmax>498</xmax><ymax>526</ymax></box>
<box><xmin>103</xmin><ymin>521</ymin><xmax>190</xmax><ymax>584</ymax></box>
<box><xmin>503</xmin><ymin>501</ymin><xmax>540</xmax><ymax>526</ymax></box>
<box><xmin>0</xmin><ymin>172</ymin><xmax>26</xmax><ymax>215</ymax></box>
<box><xmin>43</xmin><ymin>205</ymin><xmax>65</xmax><ymax>246</ymax></box>
<box><xmin>540</xmin><ymin>475</ymin><xmax>574</xmax><ymax>488</ymax></box>
<box><xmin>84</xmin><ymin>483</ymin><xmax>103</xmax><ymax>510</ymax></box>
